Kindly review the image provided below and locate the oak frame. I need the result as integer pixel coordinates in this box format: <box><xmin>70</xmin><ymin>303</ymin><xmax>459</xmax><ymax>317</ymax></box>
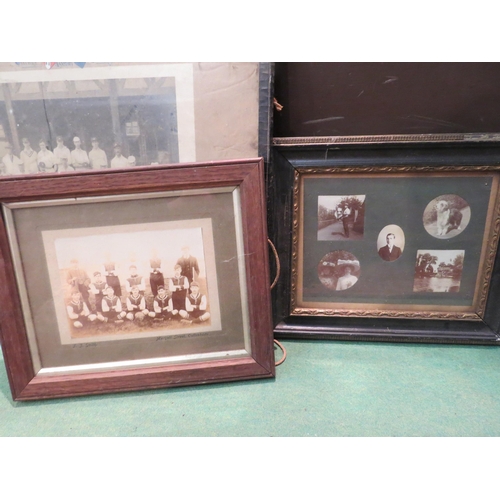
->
<box><xmin>0</xmin><ymin>159</ymin><xmax>274</xmax><ymax>400</ymax></box>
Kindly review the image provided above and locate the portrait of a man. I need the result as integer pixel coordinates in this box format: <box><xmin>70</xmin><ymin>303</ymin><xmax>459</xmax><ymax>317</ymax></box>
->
<box><xmin>378</xmin><ymin>233</ymin><xmax>402</xmax><ymax>262</ymax></box>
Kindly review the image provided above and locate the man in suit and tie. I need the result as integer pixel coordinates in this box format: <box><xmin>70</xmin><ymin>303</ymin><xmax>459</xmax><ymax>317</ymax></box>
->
<box><xmin>378</xmin><ymin>233</ymin><xmax>402</xmax><ymax>262</ymax></box>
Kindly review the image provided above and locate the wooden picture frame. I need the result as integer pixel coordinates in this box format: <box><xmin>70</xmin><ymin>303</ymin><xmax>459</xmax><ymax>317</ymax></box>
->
<box><xmin>269</xmin><ymin>137</ymin><xmax>500</xmax><ymax>344</ymax></box>
<box><xmin>0</xmin><ymin>159</ymin><xmax>274</xmax><ymax>400</ymax></box>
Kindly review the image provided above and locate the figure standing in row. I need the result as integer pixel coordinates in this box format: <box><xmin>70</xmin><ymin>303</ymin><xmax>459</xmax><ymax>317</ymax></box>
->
<box><xmin>20</xmin><ymin>138</ymin><xmax>38</xmax><ymax>174</ymax></box>
<box><xmin>89</xmin><ymin>137</ymin><xmax>108</xmax><ymax>169</ymax></box>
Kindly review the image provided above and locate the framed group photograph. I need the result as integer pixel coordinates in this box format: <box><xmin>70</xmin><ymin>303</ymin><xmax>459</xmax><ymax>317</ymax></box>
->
<box><xmin>0</xmin><ymin>62</ymin><xmax>273</xmax><ymax>175</ymax></box>
<box><xmin>269</xmin><ymin>136</ymin><xmax>500</xmax><ymax>343</ymax></box>
<box><xmin>0</xmin><ymin>158</ymin><xmax>274</xmax><ymax>400</ymax></box>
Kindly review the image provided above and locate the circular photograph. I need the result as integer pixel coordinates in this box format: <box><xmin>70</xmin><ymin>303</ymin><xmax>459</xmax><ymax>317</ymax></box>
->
<box><xmin>377</xmin><ymin>224</ymin><xmax>405</xmax><ymax>262</ymax></box>
<box><xmin>423</xmin><ymin>194</ymin><xmax>471</xmax><ymax>239</ymax></box>
<box><xmin>318</xmin><ymin>250</ymin><xmax>360</xmax><ymax>291</ymax></box>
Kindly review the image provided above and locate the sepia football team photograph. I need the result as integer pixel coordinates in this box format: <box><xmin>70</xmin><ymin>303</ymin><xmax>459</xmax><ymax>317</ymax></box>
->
<box><xmin>42</xmin><ymin>221</ymin><xmax>222</xmax><ymax>344</ymax></box>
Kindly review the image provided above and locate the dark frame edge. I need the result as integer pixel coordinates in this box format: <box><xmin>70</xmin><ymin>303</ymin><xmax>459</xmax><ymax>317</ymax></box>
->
<box><xmin>268</xmin><ymin>142</ymin><xmax>500</xmax><ymax>345</ymax></box>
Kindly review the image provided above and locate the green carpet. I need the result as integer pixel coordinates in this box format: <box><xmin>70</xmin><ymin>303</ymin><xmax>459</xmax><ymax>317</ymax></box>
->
<box><xmin>1</xmin><ymin>339</ymin><xmax>500</xmax><ymax>436</ymax></box>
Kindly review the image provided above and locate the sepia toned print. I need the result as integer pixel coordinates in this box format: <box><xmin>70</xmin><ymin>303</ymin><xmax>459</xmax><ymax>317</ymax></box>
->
<box><xmin>318</xmin><ymin>251</ymin><xmax>361</xmax><ymax>291</ymax></box>
<box><xmin>317</xmin><ymin>195</ymin><xmax>365</xmax><ymax>240</ymax></box>
<box><xmin>423</xmin><ymin>194</ymin><xmax>471</xmax><ymax>239</ymax></box>
<box><xmin>414</xmin><ymin>250</ymin><xmax>465</xmax><ymax>293</ymax></box>
<box><xmin>377</xmin><ymin>224</ymin><xmax>405</xmax><ymax>262</ymax></box>
<box><xmin>43</xmin><ymin>219</ymin><xmax>221</xmax><ymax>344</ymax></box>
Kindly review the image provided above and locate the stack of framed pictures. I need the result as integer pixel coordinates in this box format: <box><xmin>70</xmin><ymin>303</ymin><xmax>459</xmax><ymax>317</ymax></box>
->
<box><xmin>269</xmin><ymin>135</ymin><xmax>500</xmax><ymax>344</ymax></box>
<box><xmin>0</xmin><ymin>62</ymin><xmax>275</xmax><ymax>401</ymax></box>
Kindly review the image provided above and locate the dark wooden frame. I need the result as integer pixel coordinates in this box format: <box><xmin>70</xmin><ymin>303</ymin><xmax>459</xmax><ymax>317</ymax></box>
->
<box><xmin>0</xmin><ymin>159</ymin><xmax>274</xmax><ymax>400</ymax></box>
<box><xmin>268</xmin><ymin>138</ymin><xmax>500</xmax><ymax>344</ymax></box>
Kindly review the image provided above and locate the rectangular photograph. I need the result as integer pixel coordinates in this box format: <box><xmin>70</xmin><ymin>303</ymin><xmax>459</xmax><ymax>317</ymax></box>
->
<box><xmin>413</xmin><ymin>250</ymin><xmax>464</xmax><ymax>293</ymax></box>
<box><xmin>0</xmin><ymin>63</ymin><xmax>194</xmax><ymax>174</ymax></box>
<box><xmin>43</xmin><ymin>220</ymin><xmax>221</xmax><ymax>345</ymax></box>
<box><xmin>317</xmin><ymin>195</ymin><xmax>365</xmax><ymax>240</ymax></box>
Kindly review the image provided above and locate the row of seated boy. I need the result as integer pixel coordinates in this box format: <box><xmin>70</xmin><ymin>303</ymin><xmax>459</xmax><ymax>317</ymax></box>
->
<box><xmin>67</xmin><ymin>281</ymin><xmax>210</xmax><ymax>329</ymax></box>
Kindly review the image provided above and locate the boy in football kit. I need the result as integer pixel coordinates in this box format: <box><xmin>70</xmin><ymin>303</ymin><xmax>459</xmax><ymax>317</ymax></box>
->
<box><xmin>152</xmin><ymin>286</ymin><xmax>172</xmax><ymax>321</ymax></box>
<box><xmin>89</xmin><ymin>271</ymin><xmax>107</xmax><ymax>314</ymax></box>
<box><xmin>176</xmin><ymin>246</ymin><xmax>200</xmax><ymax>284</ymax></box>
<box><xmin>67</xmin><ymin>290</ymin><xmax>97</xmax><ymax>328</ymax></box>
<box><xmin>126</xmin><ymin>286</ymin><xmax>150</xmax><ymax>321</ymax></box>
<box><xmin>149</xmin><ymin>258</ymin><xmax>164</xmax><ymax>298</ymax></box>
<box><xmin>101</xmin><ymin>286</ymin><xmax>126</xmax><ymax>323</ymax></box>
<box><xmin>104</xmin><ymin>261</ymin><xmax>122</xmax><ymax>298</ymax></box>
<box><xmin>125</xmin><ymin>265</ymin><xmax>146</xmax><ymax>294</ymax></box>
<box><xmin>180</xmin><ymin>282</ymin><xmax>211</xmax><ymax>324</ymax></box>
<box><xmin>66</xmin><ymin>259</ymin><xmax>92</xmax><ymax>310</ymax></box>
<box><xmin>168</xmin><ymin>265</ymin><xmax>189</xmax><ymax>318</ymax></box>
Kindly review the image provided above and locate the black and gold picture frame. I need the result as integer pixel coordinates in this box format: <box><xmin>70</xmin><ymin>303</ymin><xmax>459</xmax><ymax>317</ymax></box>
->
<box><xmin>0</xmin><ymin>159</ymin><xmax>275</xmax><ymax>400</ymax></box>
<box><xmin>269</xmin><ymin>136</ymin><xmax>500</xmax><ymax>344</ymax></box>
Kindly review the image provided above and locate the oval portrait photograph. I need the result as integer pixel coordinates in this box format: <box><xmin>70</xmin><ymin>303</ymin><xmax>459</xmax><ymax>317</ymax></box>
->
<box><xmin>377</xmin><ymin>224</ymin><xmax>405</xmax><ymax>262</ymax></box>
<box><xmin>423</xmin><ymin>194</ymin><xmax>471</xmax><ymax>239</ymax></box>
<box><xmin>317</xmin><ymin>250</ymin><xmax>360</xmax><ymax>291</ymax></box>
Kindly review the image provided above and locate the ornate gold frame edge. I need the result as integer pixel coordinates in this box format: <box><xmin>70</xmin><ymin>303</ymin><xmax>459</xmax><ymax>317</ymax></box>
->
<box><xmin>290</xmin><ymin>165</ymin><xmax>500</xmax><ymax>321</ymax></box>
<box><xmin>274</xmin><ymin>133</ymin><xmax>500</xmax><ymax>146</ymax></box>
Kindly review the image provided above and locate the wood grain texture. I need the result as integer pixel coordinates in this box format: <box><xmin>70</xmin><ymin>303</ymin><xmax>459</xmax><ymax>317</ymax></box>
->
<box><xmin>0</xmin><ymin>159</ymin><xmax>274</xmax><ymax>400</ymax></box>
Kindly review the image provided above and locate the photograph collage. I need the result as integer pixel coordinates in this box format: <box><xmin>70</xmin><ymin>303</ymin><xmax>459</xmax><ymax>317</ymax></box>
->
<box><xmin>316</xmin><ymin>192</ymin><xmax>470</xmax><ymax>295</ymax></box>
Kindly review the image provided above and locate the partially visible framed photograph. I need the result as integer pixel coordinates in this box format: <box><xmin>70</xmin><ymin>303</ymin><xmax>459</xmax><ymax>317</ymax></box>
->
<box><xmin>0</xmin><ymin>159</ymin><xmax>274</xmax><ymax>400</ymax></box>
<box><xmin>0</xmin><ymin>62</ymin><xmax>273</xmax><ymax>175</ymax></box>
<box><xmin>269</xmin><ymin>138</ymin><xmax>500</xmax><ymax>343</ymax></box>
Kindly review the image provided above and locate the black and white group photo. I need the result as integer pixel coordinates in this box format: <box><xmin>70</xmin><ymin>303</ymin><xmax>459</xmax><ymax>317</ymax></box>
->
<box><xmin>0</xmin><ymin>64</ymin><xmax>181</xmax><ymax>176</ymax></box>
<box><xmin>49</xmin><ymin>225</ymin><xmax>217</xmax><ymax>341</ymax></box>
<box><xmin>377</xmin><ymin>225</ymin><xmax>405</xmax><ymax>262</ymax></box>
